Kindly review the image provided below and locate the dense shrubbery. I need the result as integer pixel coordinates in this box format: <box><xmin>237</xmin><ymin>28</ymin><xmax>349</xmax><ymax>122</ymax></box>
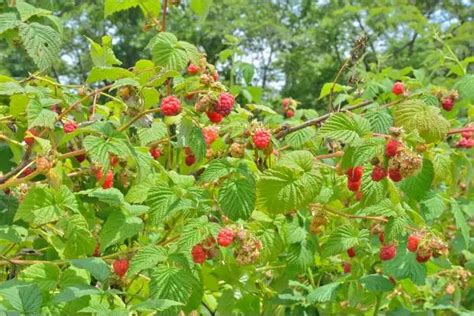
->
<box><xmin>0</xmin><ymin>1</ymin><xmax>473</xmax><ymax>315</ymax></box>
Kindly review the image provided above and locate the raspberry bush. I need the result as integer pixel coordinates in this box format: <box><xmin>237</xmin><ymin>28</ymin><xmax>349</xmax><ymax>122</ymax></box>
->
<box><xmin>0</xmin><ymin>1</ymin><xmax>473</xmax><ymax>315</ymax></box>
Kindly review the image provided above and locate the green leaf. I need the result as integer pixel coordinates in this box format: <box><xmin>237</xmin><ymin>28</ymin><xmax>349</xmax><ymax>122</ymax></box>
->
<box><xmin>352</xmin><ymin>138</ymin><xmax>385</xmax><ymax>166</ymax></box>
<box><xmin>218</xmin><ymin>175</ymin><xmax>256</xmax><ymax>220</ymax></box>
<box><xmin>60</xmin><ymin>214</ymin><xmax>96</xmax><ymax>258</ymax></box>
<box><xmin>190</xmin><ymin>0</ymin><xmax>212</xmax><ymax>18</ymax></box>
<box><xmin>16</xmin><ymin>0</ymin><xmax>50</xmax><ymax>21</ymax></box>
<box><xmin>320</xmin><ymin>113</ymin><xmax>371</xmax><ymax>145</ymax></box>
<box><xmin>104</xmin><ymin>0</ymin><xmax>139</xmax><ymax>17</ymax></box>
<box><xmin>19</xmin><ymin>263</ymin><xmax>60</xmax><ymax>292</ymax></box>
<box><xmin>319</xmin><ymin>82</ymin><xmax>352</xmax><ymax>99</ymax></box>
<box><xmin>78</xmin><ymin>188</ymin><xmax>125</xmax><ymax>206</ymax></box>
<box><xmin>27</xmin><ymin>99</ymin><xmax>58</xmax><ymax>129</ymax></box>
<box><xmin>19</xmin><ymin>22</ymin><xmax>61</xmax><ymax>70</ymax></box>
<box><xmin>200</xmin><ymin>159</ymin><xmax>233</xmax><ymax>183</ymax></box>
<box><xmin>401</xmin><ymin>159</ymin><xmax>434</xmax><ymax>200</ymax></box>
<box><xmin>284</xmin><ymin>127</ymin><xmax>317</xmax><ymax>149</ymax></box>
<box><xmin>86</xmin><ymin>67</ymin><xmax>134</xmax><ymax>83</ymax></box>
<box><xmin>70</xmin><ymin>258</ymin><xmax>111</xmax><ymax>282</ymax></box>
<box><xmin>451</xmin><ymin>200</ymin><xmax>469</xmax><ymax>249</ymax></box>
<box><xmin>110</xmin><ymin>78</ymin><xmax>140</xmax><ymax>91</ymax></box>
<box><xmin>453</xmin><ymin>74</ymin><xmax>474</xmax><ymax>102</ymax></box>
<box><xmin>88</xmin><ymin>36</ymin><xmax>122</xmax><ymax>67</ymax></box>
<box><xmin>360</xmin><ymin>275</ymin><xmax>394</xmax><ymax>293</ymax></box>
<box><xmin>138</xmin><ymin>122</ymin><xmax>167</xmax><ymax>146</ymax></box>
<box><xmin>149</xmin><ymin>32</ymin><xmax>196</xmax><ymax>71</ymax></box>
<box><xmin>178</xmin><ymin>118</ymin><xmax>207</xmax><ymax>162</ymax></box>
<box><xmin>365</xmin><ymin>110</ymin><xmax>393</xmax><ymax>134</ymax></box>
<box><xmin>323</xmin><ymin>225</ymin><xmax>370</xmax><ymax>256</ymax></box>
<box><xmin>0</xmin><ymin>82</ymin><xmax>24</xmax><ymax>95</ymax></box>
<box><xmin>128</xmin><ymin>245</ymin><xmax>167</xmax><ymax>275</ymax></box>
<box><xmin>83</xmin><ymin>134</ymin><xmax>132</xmax><ymax>171</ymax></box>
<box><xmin>146</xmin><ymin>182</ymin><xmax>178</xmax><ymax>222</ymax></box>
<box><xmin>0</xmin><ymin>282</ymin><xmax>42</xmax><ymax>314</ymax></box>
<box><xmin>307</xmin><ymin>282</ymin><xmax>340</xmax><ymax>303</ymax></box>
<box><xmin>420</xmin><ymin>192</ymin><xmax>445</xmax><ymax>221</ymax></box>
<box><xmin>0</xmin><ymin>225</ymin><xmax>28</xmax><ymax>243</ymax></box>
<box><xmin>133</xmin><ymin>299</ymin><xmax>183</xmax><ymax>312</ymax></box>
<box><xmin>0</xmin><ymin>13</ymin><xmax>20</xmax><ymax>35</ymax></box>
<box><xmin>53</xmin><ymin>285</ymin><xmax>100</xmax><ymax>303</ymax></box>
<box><xmin>99</xmin><ymin>211</ymin><xmax>143</xmax><ymax>251</ymax></box>
<box><xmin>287</xmin><ymin>241</ymin><xmax>315</xmax><ymax>271</ymax></box>
<box><xmin>383</xmin><ymin>246</ymin><xmax>426</xmax><ymax>285</ymax></box>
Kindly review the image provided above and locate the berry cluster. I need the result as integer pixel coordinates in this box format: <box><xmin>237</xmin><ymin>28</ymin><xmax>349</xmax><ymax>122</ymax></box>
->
<box><xmin>63</xmin><ymin>121</ymin><xmax>78</xmax><ymax>134</ymax></box>
<box><xmin>191</xmin><ymin>228</ymin><xmax>236</xmax><ymax>264</ymax></box>
<box><xmin>95</xmin><ymin>167</ymin><xmax>114</xmax><ymax>189</ymax></box>
<box><xmin>346</xmin><ymin>166</ymin><xmax>363</xmax><ymax>194</ymax></box>
<box><xmin>160</xmin><ymin>95</ymin><xmax>182</xmax><ymax>116</ymax></box>
<box><xmin>282</xmin><ymin>97</ymin><xmax>297</xmax><ymax>118</ymax></box>
<box><xmin>196</xmin><ymin>92</ymin><xmax>235</xmax><ymax>124</ymax></box>
<box><xmin>252</xmin><ymin>129</ymin><xmax>271</xmax><ymax>150</ymax></box>
<box><xmin>433</xmin><ymin>88</ymin><xmax>459</xmax><ymax>111</ymax></box>
<box><xmin>202</xmin><ymin>126</ymin><xmax>219</xmax><ymax>146</ymax></box>
<box><xmin>456</xmin><ymin>125</ymin><xmax>474</xmax><ymax>148</ymax></box>
<box><xmin>406</xmin><ymin>232</ymin><xmax>448</xmax><ymax>263</ymax></box>
<box><xmin>184</xmin><ymin>147</ymin><xmax>196</xmax><ymax>166</ymax></box>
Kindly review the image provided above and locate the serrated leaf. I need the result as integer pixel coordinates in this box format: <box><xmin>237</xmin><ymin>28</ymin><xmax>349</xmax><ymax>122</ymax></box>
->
<box><xmin>200</xmin><ymin>159</ymin><xmax>233</xmax><ymax>183</ymax></box>
<box><xmin>16</xmin><ymin>0</ymin><xmax>50</xmax><ymax>21</ymax></box>
<box><xmin>453</xmin><ymin>74</ymin><xmax>474</xmax><ymax>102</ymax></box>
<box><xmin>86</xmin><ymin>67</ymin><xmax>134</xmax><ymax>83</ymax></box>
<box><xmin>88</xmin><ymin>36</ymin><xmax>122</xmax><ymax>67</ymax></box>
<box><xmin>307</xmin><ymin>282</ymin><xmax>340</xmax><ymax>303</ymax></box>
<box><xmin>360</xmin><ymin>275</ymin><xmax>394</xmax><ymax>293</ymax></box>
<box><xmin>319</xmin><ymin>82</ymin><xmax>352</xmax><ymax>99</ymax></box>
<box><xmin>0</xmin><ymin>13</ymin><xmax>20</xmax><ymax>35</ymax></box>
<box><xmin>133</xmin><ymin>299</ymin><xmax>183</xmax><ymax>312</ymax></box>
<box><xmin>190</xmin><ymin>0</ymin><xmax>212</xmax><ymax>18</ymax></box>
<box><xmin>401</xmin><ymin>159</ymin><xmax>433</xmax><ymax>200</ymax></box>
<box><xmin>70</xmin><ymin>258</ymin><xmax>111</xmax><ymax>282</ymax></box>
<box><xmin>109</xmin><ymin>78</ymin><xmax>140</xmax><ymax>91</ymax></box>
<box><xmin>99</xmin><ymin>211</ymin><xmax>143</xmax><ymax>251</ymax></box>
<box><xmin>218</xmin><ymin>175</ymin><xmax>256</xmax><ymax>220</ymax></box>
<box><xmin>287</xmin><ymin>241</ymin><xmax>315</xmax><ymax>271</ymax></box>
<box><xmin>19</xmin><ymin>22</ymin><xmax>61</xmax><ymax>70</ymax></box>
<box><xmin>0</xmin><ymin>82</ymin><xmax>24</xmax><ymax>95</ymax></box>
<box><xmin>52</xmin><ymin>285</ymin><xmax>100</xmax><ymax>303</ymax></box>
<box><xmin>78</xmin><ymin>188</ymin><xmax>125</xmax><ymax>206</ymax></box>
<box><xmin>0</xmin><ymin>225</ymin><xmax>28</xmax><ymax>243</ymax></box>
<box><xmin>128</xmin><ymin>246</ymin><xmax>167</xmax><ymax>275</ymax></box>
<box><xmin>150</xmin><ymin>32</ymin><xmax>188</xmax><ymax>71</ymax></box>
<box><xmin>451</xmin><ymin>200</ymin><xmax>469</xmax><ymax>249</ymax></box>
<box><xmin>26</xmin><ymin>99</ymin><xmax>57</xmax><ymax>129</ymax></box>
<box><xmin>284</xmin><ymin>127</ymin><xmax>317</xmax><ymax>149</ymax></box>
<box><xmin>383</xmin><ymin>245</ymin><xmax>426</xmax><ymax>285</ymax></box>
<box><xmin>60</xmin><ymin>214</ymin><xmax>96</xmax><ymax>258</ymax></box>
<box><xmin>352</xmin><ymin>138</ymin><xmax>385</xmax><ymax>166</ymax></box>
<box><xmin>320</xmin><ymin>113</ymin><xmax>371</xmax><ymax>145</ymax></box>
<box><xmin>431</xmin><ymin>153</ymin><xmax>451</xmax><ymax>184</ymax></box>
<box><xmin>19</xmin><ymin>263</ymin><xmax>60</xmax><ymax>292</ymax></box>
<box><xmin>360</xmin><ymin>172</ymin><xmax>386</xmax><ymax>205</ymax></box>
<box><xmin>323</xmin><ymin>225</ymin><xmax>370</xmax><ymax>256</ymax></box>
<box><xmin>104</xmin><ymin>0</ymin><xmax>139</xmax><ymax>17</ymax></box>
<box><xmin>83</xmin><ymin>134</ymin><xmax>132</xmax><ymax>171</ymax></box>
<box><xmin>137</xmin><ymin>122</ymin><xmax>167</xmax><ymax>146</ymax></box>
<box><xmin>365</xmin><ymin>109</ymin><xmax>393</xmax><ymax>134</ymax></box>
<box><xmin>420</xmin><ymin>191</ymin><xmax>445</xmax><ymax>221</ymax></box>
<box><xmin>146</xmin><ymin>182</ymin><xmax>178</xmax><ymax>222</ymax></box>
<box><xmin>0</xmin><ymin>282</ymin><xmax>42</xmax><ymax>314</ymax></box>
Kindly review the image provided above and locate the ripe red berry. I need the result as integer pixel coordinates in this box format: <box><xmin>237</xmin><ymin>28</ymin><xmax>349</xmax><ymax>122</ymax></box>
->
<box><xmin>346</xmin><ymin>166</ymin><xmax>363</xmax><ymax>181</ymax></box>
<box><xmin>206</xmin><ymin>111</ymin><xmax>223</xmax><ymax>124</ymax></box>
<box><xmin>215</xmin><ymin>92</ymin><xmax>235</xmax><ymax>117</ymax></box>
<box><xmin>347</xmin><ymin>180</ymin><xmax>361</xmax><ymax>192</ymax></box>
<box><xmin>102</xmin><ymin>170</ymin><xmax>114</xmax><ymax>189</ymax></box>
<box><xmin>76</xmin><ymin>153</ymin><xmax>86</xmax><ymax>163</ymax></box>
<box><xmin>64</xmin><ymin>121</ymin><xmax>78</xmax><ymax>134</ymax></box>
<box><xmin>461</xmin><ymin>128</ymin><xmax>472</xmax><ymax>139</ymax></box>
<box><xmin>343</xmin><ymin>262</ymin><xmax>351</xmax><ymax>273</ymax></box>
<box><xmin>388</xmin><ymin>168</ymin><xmax>402</xmax><ymax>182</ymax></box>
<box><xmin>160</xmin><ymin>96</ymin><xmax>182</xmax><ymax>116</ymax></box>
<box><xmin>392</xmin><ymin>82</ymin><xmax>404</xmax><ymax>95</ymax></box>
<box><xmin>380</xmin><ymin>244</ymin><xmax>397</xmax><ymax>261</ymax></box>
<box><xmin>347</xmin><ymin>247</ymin><xmax>356</xmax><ymax>258</ymax></box>
<box><xmin>252</xmin><ymin>129</ymin><xmax>271</xmax><ymax>150</ymax></box>
<box><xmin>202</xmin><ymin>127</ymin><xmax>218</xmax><ymax>146</ymax></box>
<box><xmin>282</xmin><ymin>98</ymin><xmax>291</xmax><ymax>110</ymax></box>
<box><xmin>150</xmin><ymin>147</ymin><xmax>161</xmax><ymax>159</ymax></box>
<box><xmin>441</xmin><ymin>97</ymin><xmax>454</xmax><ymax>111</ymax></box>
<box><xmin>457</xmin><ymin>137</ymin><xmax>474</xmax><ymax>149</ymax></box>
<box><xmin>379</xmin><ymin>232</ymin><xmax>385</xmax><ymax>243</ymax></box>
<box><xmin>185</xmin><ymin>154</ymin><xmax>196</xmax><ymax>166</ymax></box>
<box><xmin>416</xmin><ymin>251</ymin><xmax>431</xmax><ymax>263</ymax></box>
<box><xmin>371</xmin><ymin>166</ymin><xmax>387</xmax><ymax>181</ymax></box>
<box><xmin>385</xmin><ymin>140</ymin><xmax>400</xmax><ymax>157</ymax></box>
<box><xmin>407</xmin><ymin>234</ymin><xmax>421</xmax><ymax>252</ymax></box>
<box><xmin>191</xmin><ymin>244</ymin><xmax>207</xmax><ymax>264</ymax></box>
<box><xmin>110</xmin><ymin>155</ymin><xmax>119</xmax><ymax>167</ymax></box>
<box><xmin>24</xmin><ymin>128</ymin><xmax>38</xmax><ymax>145</ymax></box>
<box><xmin>286</xmin><ymin>109</ymin><xmax>294</xmax><ymax>118</ymax></box>
<box><xmin>112</xmin><ymin>259</ymin><xmax>129</xmax><ymax>278</ymax></box>
<box><xmin>21</xmin><ymin>167</ymin><xmax>34</xmax><ymax>177</ymax></box>
<box><xmin>187</xmin><ymin>63</ymin><xmax>199</xmax><ymax>75</ymax></box>
<box><xmin>217</xmin><ymin>229</ymin><xmax>234</xmax><ymax>247</ymax></box>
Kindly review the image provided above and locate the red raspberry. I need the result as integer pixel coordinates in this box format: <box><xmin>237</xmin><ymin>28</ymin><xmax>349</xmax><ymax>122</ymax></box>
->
<box><xmin>347</xmin><ymin>247</ymin><xmax>356</xmax><ymax>258</ymax></box>
<box><xmin>95</xmin><ymin>167</ymin><xmax>103</xmax><ymax>181</ymax></box>
<box><xmin>191</xmin><ymin>244</ymin><xmax>207</xmax><ymax>264</ymax></box>
<box><xmin>355</xmin><ymin>191</ymin><xmax>363</xmax><ymax>201</ymax></box>
<box><xmin>385</xmin><ymin>140</ymin><xmax>400</xmax><ymax>157</ymax></box>
<box><xmin>93</xmin><ymin>243</ymin><xmax>101</xmax><ymax>257</ymax></box>
<box><xmin>392</xmin><ymin>82</ymin><xmax>404</xmax><ymax>95</ymax></box>
<box><xmin>110</xmin><ymin>155</ymin><xmax>119</xmax><ymax>167</ymax></box>
<box><xmin>379</xmin><ymin>232</ymin><xmax>385</xmax><ymax>243</ymax></box>
<box><xmin>347</xmin><ymin>180</ymin><xmax>361</xmax><ymax>192</ymax></box>
<box><xmin>286</xmin><ymin>110</ymin><xmax>294</xmax><ymax>118</ymax></box>
<box><xmin>160</xmin><ymin>96</ymin><xmax>182</xmax><ymax>116</ymax></box>
<box><xmin>461</xmin><ymin>127</ymin><xmax>472</xmax><ymax>139</ymax></box>
<box><xmin>416</xmin><ymin>250</ymin><xmax>431</xmax><ymax>263</ymax></box>
<box><xmin>187</xmin><ymin>63</ymin><xmax>199</xmax><ymax>75</ymax></box>
<box><xmin>214</xmin><ymin>92</ymin><xmax>235</xmax><ymax>117</ymax></box>
<box><xmin>211</xmin><ymin>71</ymin><xmax>219</xmax><ymax>81</ymax></box>
<box><xmin>282</xmin><ymin>98</ymin><xmax>291</xmax><ymax>110</ymax></box>
<box><xmin>252</xmin><ymin>129</ymin><xmax>271</xmax><ymax>150</ymax></box>
<box><xmin>64</xmin><ymin>121</ymin><xmax>78</xmax><ymax>134</ymax></box>
<box><xmin>185</xmin><ymin>154</ymin><xmax>196</xmax><ymax>166</ymax></box>
<box><xmin>217</xmin><ymin>229</ymin><xmax>234</xmax><ymax>247</ymax></box>
<box><xmin>206</xmin><ymin>111</ymin><xmax>223</xmax><ymax>124</ymax></box>
<box><xmin>407</xmin><ymin>234</ymin><xmax>421</xmax><ymax>252</ymax></box>
<box><xmin>457</xmin><ymin>138</ymin><xmax>474</xmax><ymax>148</ymax></box>
<box><xmin>102</xmin><ymin>170</ymin><xmax>114</xmax><ymax>189</ymax></box>
<box><xmin>76</xmin><ymin>153</ymin><xmax>86</xmax><ymax>163</ymax></box>
<box><xmin>24</xmin><ymin>128</ymin><xmax>38</xmax><ymax>145</ymax></box>
<box><xmin>379</xmin><ymin>244</ymin><xmax>397</xmax><ymax>261</ymax></box>
<box><xmin>150</xmin><ymin>147</ymin><xmax>161</xmax><ymax>159</ymax></box>
<box><xmin>388</xmin><ymin>168</ymin><xmax>402</xmax><ymax>182</ymax></box>
<box><xmin>346</xmin><ymin>166</ymin><xmax>363</xmax><ymax>181</ymax></box>
<box><xmin>441</xmin><ymin>97</ymin><xmax>454</xmax><ymax>111</ymax></box>
<box><xmin>21</xmin><ymin>167</ymin><xmax>34</xmax><ymax>177</ymax></box>
<box><xmin>371</xmin><ymin>166</ymin><xmax>387</xmax><ymax>181</ymax></box>
<box><xmin>202</xmin><ymin>127</ymin><xmax>218</xmax><ymax>146</ymax></box>
<box><xmin>112</xmin><ymin>259</ymin><xmax>129</xmax><ymax>278</ymax></box>
<box><xmin>343</xmin><ymin>262</ymin><xmax>351</xmax><ymax>273</ymax></box>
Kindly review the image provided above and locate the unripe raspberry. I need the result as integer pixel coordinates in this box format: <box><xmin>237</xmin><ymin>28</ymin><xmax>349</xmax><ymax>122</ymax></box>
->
<box><xmin>36</xmin><ymin>157</ymin><xmax>52</xmax><ymax>172</ymax></box>
<box><xmin>184</xmin><ymin>147</ymin><xmax>193</xmax><ymax>156</ymax></box>
<box><xmin>343</xmin><ymin>262</ymin><xmax>351</xmax><ymax>273</ymax></box>
<box><xmin>191</xmin><ymin>244</ymin><xmax>207</xmax><ymax>264</ymax></box>
<box><xmin>185</xmin><ymin>154</ymin><xmax>196</xmax><ymax>166</ymax></box>
<box><xmin>371</xmin><ymin>166</ymin><xmax>386</xmax><ymax>181</ymax></box>
<box><xmin>347</xmin><ymin>180</ymin><xmax>361</xmax><ymax>192</ymax></box>
<box><xmin>441</xmin><ymin>97</ymin><xmax>454</xmax><ymax>111</ymax></box>
<box><xmin>63</xmin><ymin>121</ymin><xmax>78</xmax><ymax>134</ymax></box>
<box><xmin>202</xmin><ymin>126</ymin><xmax>218</xmax><ymax>146</ymax></box>
<box><xmin>346</xmin><ymin>166</ymin><xmax>363</xmax><ymax>181</ymax></box>
<box><xmin>187</xmin><ymin>63</ymin><xmax>199</xmax><ymax>75</ymax></box>
<box><xmin>388</xmin><ymin>168</ymin><xmax>402</xmax><ymax>182</ymax></box>
<box><xmin>160</xmin><ymin>96</ymin><xmax>182</xmax><ymax>116</ymax></box>
<box><xmin>461</xmin><ymin>126</ymin><xmax>472</xmax><ymax>139</ymax></box>
<box><xmin>385</xmin><ymin>140</ymin><xmax>400</xmax><ymax>157</ymax></box>
<box><xmin>286</xmin><ymin>110</ymin><xmax>294</xmax><ymax>118</ymax></box>
<box><xmin>206</xmin><ymin>111</ymin><xmax>223</xmax><ymax>124</ymax></box>
<box><xmin>118</xmin><ymin>86</ymin><xmax>131</xmax><ymax>99</ymax></box>
<box><xmin>211</xmin><ymin>71</ymin><xmax>219</xmax><ymax>81</ymax></box>
<box><xmin>76</xmin><ymin>153</ymin><xmax>86</xmax><ymax>163</ymax></box>
<box><xmin>230</xmin><ymin>142</ymin><xmax>245</xmax><ymax>158</ymax></box>
<box><xmin>282</xmin><ymin>98</ymin><xmax>291</xmax><ymax>110</ymax></box>
<box><xmin>112</xmin><ymin>259</ymin><xmax>129</xmax><ymax>278</ymax></box>
<box><xmin>215</xmin><ymin>92</ymin><xmax>235</xmax><ymax>117</ymax></box>
<box><xmin>150</xmin><ymin>147</ymin><xmax>161</xmax><ymax>159</ymax></box>
<box><xmin>407</xmin><ymin>234</ymin><xmax>421</xmax><ymax>252</ymax></box>
<box><xmin>347</xmin><ymin>247</ymin><xmax>356</xmax><ymax>258</ymax></box>
<box><xmin>445</xmin><ymin>284</ymin><xmax>456</xmax><ymax>295</ymax></box>
<box><xmin>252</xmin><ymin>129</ymin><xmax>271</xmax><ymax>150</ymax></box>
<box><xmin>102</xmin><ymin>170</ymin><xmax>114</xmax><ymax>189</ymax></box>
<box><xmin>416</xmin><ymin>250</ymin><xmax>431</xmax><ymax>263</ymax></box>
<box><xmin>379</xmin><ymin>232</ymin><xmax>385</xmax><ymax>244</ymax></box>
<box><xmin>379</xmin><ymin>244</ymin><xmax>397</xmax><ymax>261</ymax></box>
<box><xmin>110</xmin><ymin>155</ymin><xmax>119</xmax><ymax>167</ymax></box>
<box><xmin>24</xmin><ymin>128</ymin><xmax>38</xmax><ymax>145</ymax></box>
<box><xmin>217</xmin><ymin>228</ymin><xmax>234</xmax><ymax>247</ymax></box>
<box><xmin>93</xmin><ymin>243</ymin><xmax>101</xmax><ymax>257</ymax></box>
<box><xmin>392</xmin><ymin>82</ymin><xmax>404</xmax><ymax>95</ymax></box>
